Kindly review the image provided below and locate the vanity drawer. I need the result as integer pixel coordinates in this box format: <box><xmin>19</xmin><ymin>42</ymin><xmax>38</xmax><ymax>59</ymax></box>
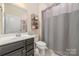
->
<box><xmin>0</xmin><ymin>41</ymin><xmax>24</xmax><ymax>55</ymax></box>
<box><xmin>26</xmin><ymin>38</ymin><xmax>34</xmax><ymax>45</ymax></box>
<box><xmin>25</xmin><ymin>44</ymin><xmax>34</xmax><ymax>52</ymax></box>
<box><xmin>5</xmin><ymin>48</ymin><xmax>24</xmax><ymax>56</ymax></box>
<box><xmin>26</xmin><ymin>49</ymin><xmax>34</xmax><ymax>56</ymax></box>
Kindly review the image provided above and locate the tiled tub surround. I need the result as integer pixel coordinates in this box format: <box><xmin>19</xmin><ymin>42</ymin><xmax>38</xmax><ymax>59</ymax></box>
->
<box><xmin>0</xmin><ymin>33</ymin><xmax>35</xmax><ymax>56</ymax></box>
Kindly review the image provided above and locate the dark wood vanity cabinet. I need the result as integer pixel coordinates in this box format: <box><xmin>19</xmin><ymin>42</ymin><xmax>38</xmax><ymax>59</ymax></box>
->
<box><xmin>24</xmin><ymin>38</ymin><xmax>34</xmax><ymax>56</ymax></box>
<box><xmin>0</xmin><ymin>38</ymin><xmax>34</xmax><ymax>56</ymax></box>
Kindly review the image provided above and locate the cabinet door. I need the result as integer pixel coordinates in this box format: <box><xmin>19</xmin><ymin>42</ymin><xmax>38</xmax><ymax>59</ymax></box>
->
<box><xmin>26</xmin><ymin>44</ymin><xmax>34</xmax><ymax>52</ymax></box>
<box><xmin>26</xmin><ymin>38</ymin><xmax>34</xmax><ymax>45</ymax></box>
<box><xmin>0</xmin><ymin>41</ymin><xmax>24</xmax><ymax>55</ymax></box>
<box><xmin>5</xmin><ymin>48</ymin><xmax>24</xmax><ymax>56</ymax></box>
<box><xmin>26</xmin><ymin>49</ymin><xmax>34</xmax><ymax>56</ymax></box>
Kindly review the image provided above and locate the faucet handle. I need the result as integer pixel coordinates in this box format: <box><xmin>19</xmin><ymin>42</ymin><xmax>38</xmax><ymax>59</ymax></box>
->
<box><xmin>16</xmin><ymin>33</ymin><xmax>21</xmax><ymax>37</ymax></box>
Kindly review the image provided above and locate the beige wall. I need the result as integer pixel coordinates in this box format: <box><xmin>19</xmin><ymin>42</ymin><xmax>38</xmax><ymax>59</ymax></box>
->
<box><xmin>25</xmin><ymin>3</ymin><xmax>53</xmax><ymax>40</ymax></box>
<box><xmin>10</xmin><ymin>3</ymin><xmax>53</xmax><ymax>40</ymax></box>
<box><xmin>24</xmin><ymin>3</ymin><xmax>39</xmax><ymax>33</ymax></box>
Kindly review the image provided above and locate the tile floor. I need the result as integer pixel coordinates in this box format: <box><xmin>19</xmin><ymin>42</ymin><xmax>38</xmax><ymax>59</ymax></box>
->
<box><xmin>34</xmin><ymin>48</ymin><xmax>58</xmax><ymax>56</ymax></box>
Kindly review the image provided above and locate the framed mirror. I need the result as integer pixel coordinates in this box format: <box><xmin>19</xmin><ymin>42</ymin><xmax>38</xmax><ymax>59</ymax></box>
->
<box><xmin>4</xmin><ymin>3</ymin><xmax>27</xmax><ymax>34</ymax></box>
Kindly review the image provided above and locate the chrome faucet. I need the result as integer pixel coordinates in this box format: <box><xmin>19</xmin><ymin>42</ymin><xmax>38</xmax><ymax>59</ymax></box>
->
<box><xmin>16</xmin><ymin>33</ymin><xmax>21</xmax><ymax>37</ymax></box>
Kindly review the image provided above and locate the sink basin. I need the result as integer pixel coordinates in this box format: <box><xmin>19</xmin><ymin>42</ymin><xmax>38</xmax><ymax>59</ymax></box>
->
<box><xmin>21</xmin><ymin>35</ymin><xmax>29</xmax><ymax>37</ymax></box>
<box><xmin>0</xmin><ymin>34</ymin><xmax>35</xmax><ymax>46</ymax></box>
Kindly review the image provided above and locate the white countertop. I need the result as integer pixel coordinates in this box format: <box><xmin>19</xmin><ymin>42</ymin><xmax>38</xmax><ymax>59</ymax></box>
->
<box><xmin>0</xmin><ymin>34</ymin><xmax>36</xmax><ymax>46</ymax></box>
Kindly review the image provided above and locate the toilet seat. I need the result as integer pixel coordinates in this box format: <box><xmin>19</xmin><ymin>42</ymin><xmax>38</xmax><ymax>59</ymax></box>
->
<box><xmin>35</xmin><ymin>41</ymin><xmax>47</xmax><ymax>49</ymax></box>
<box><xmin>36</xmin><ymin>41</ymin><xmax>46</xmax><ymax>46</ymax></box>
<box><xmin>36</xmin><ymin>44</ymin><xmax>47</xmax><ymax>49</ymax></box>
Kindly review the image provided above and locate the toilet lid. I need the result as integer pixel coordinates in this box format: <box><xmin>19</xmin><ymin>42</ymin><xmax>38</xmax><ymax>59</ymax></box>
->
<box><xmin>36</xmin><ymin>41</ymin><xmax>46</xmax><ymax>46</ymax></box>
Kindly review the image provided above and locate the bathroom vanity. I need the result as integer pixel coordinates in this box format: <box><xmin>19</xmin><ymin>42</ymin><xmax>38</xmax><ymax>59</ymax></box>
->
<box><xmin>0</xmin><ymin>35</ymin><xmax>35</xmax><ymax>56</ymax></box>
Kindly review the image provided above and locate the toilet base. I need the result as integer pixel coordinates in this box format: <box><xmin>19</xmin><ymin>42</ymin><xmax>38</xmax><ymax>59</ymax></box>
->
<box><xmin>35</xmin><ymin>41</ymin><xmax>48</xmax><ymax>56</ymax></box>
<box><xmin>37</xmin><ymin>46</ymin><xmax>48</xmax><ymax>56</ymax></box>
<box><xmin>34</xmin><ymin>48</ymin><xmax>40</xmax><ymax>56</ymax></box>
<box><xmin>39</xmin><ymin>48</ymin><xmax>46</xmax><ymax>56</ymax></box>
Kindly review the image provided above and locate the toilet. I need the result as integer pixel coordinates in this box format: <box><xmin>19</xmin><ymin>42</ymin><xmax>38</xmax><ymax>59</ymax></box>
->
<box><xmin>34</xmin><ymin>34</ymin><xmax>48</xmax><ymax>56</ymax></box>
<box><xmin>35</xmin><ymin>41</ymin><xmax>48</xmax><ymax>56</ymax></box>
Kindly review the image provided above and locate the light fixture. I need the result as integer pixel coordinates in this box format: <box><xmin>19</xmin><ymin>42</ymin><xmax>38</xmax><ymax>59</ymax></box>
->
<box><xmin>12</xmin><ymin>3</ymin><xmax>26</xmax><ymax>9</ymax></box>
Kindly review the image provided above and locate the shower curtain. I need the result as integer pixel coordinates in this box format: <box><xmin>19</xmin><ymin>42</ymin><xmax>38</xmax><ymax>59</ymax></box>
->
<box><xmin>42</xmin><ymin>3</ymin><xmax>79</xmax><ymax>56</ymax></box>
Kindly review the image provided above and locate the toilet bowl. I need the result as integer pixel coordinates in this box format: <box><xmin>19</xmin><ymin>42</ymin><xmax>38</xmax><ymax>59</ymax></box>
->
<box><xmin>35</xmin><ymin>41</ymin><xmax>48</xmax><ymax>56</ymax></box>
